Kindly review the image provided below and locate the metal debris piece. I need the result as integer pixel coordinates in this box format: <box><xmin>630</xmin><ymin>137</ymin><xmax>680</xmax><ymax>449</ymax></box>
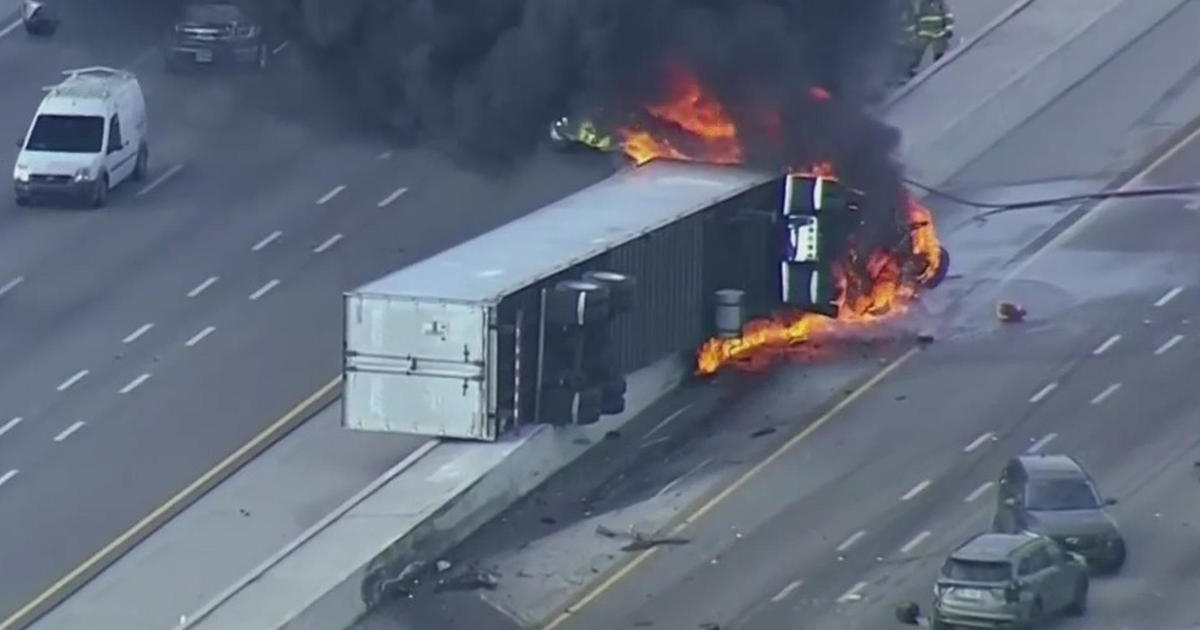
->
<box><xmin>434</xmin><ymin>568</ymin><xmax>500</xmax><ymax>592</ymax></box>
<box><xmin>595</xmin><ymin>524</ymin><xmax>690</xmax><ymax>551</ymax></box>
<box><xmin>436</xmin><ymin>560</ymin><xmax>452</xmax><ymax>573</ymax></box>
<box><xmin>750</xmin><ymin>427</ymin><xmax>776</xmax><ymax>439</ymax></box>
<box><xmin>996</xmin><ymin>301</ymin><xmax>1026</xmax><ymax>323</ymax></box>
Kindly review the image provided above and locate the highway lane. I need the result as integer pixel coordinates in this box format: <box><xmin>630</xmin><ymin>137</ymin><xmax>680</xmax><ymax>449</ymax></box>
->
<box><xmin>0</xmin><ymin>2</ymin><xmax>617</xmax><ymax>624</ymax></box>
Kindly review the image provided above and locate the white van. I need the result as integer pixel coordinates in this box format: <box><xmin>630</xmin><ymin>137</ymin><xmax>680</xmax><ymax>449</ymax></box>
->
<box><xmin>13</xmin><ymin>66</ymin><xmax>149</xmax><ymax>207</ymax></box>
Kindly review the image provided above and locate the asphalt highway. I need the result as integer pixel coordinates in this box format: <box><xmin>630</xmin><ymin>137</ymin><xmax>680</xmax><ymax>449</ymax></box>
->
<box><xmin>0</xmin><ymin>0</ymin><xmax>614</xmax><ymax>621</ymax></box>
<box><xmin>346</xmin><ymin>2</ymin><xmax>1200</xmax><ymax>628</ymax></box>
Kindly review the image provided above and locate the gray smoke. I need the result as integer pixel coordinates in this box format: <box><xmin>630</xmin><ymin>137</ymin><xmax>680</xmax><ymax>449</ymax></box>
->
<box><xmin>293</xmin><ymin>0</ymin><xmax>910</xmax><ymax>246</ymax></box>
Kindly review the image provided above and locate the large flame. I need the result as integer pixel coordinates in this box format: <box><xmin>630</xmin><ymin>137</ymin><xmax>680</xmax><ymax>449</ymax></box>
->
<box><xmin>619</xmin><ymin>72</ymin><xmax>743</xmax><ymax>166</ymax></box>
<box><xmin>611</xmin><ymin>67</ymin><xmax>946</xmax><ymax>375</ymax></box>
<box><xmin>696</xmin><ymin>194</ymin><xmax>945</xmax><ymax>375</ymax></box>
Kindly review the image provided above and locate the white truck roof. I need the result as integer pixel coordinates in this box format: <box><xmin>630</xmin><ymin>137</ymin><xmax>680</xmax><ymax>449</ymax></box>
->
<box><xmin>38</xmin><ymin>66</ymin><xmax>139</xmax><ymax>117</ymax></box>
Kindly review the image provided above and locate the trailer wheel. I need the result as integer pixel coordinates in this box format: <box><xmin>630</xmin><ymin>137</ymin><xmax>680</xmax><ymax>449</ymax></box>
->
<box><xmin>922</xmin><ymin>246</ymin><xmax>951</xmax><ymax>289</ymax></box>
<box><xmin>582</xmin><ymin>270</ymin><xmax>636</xmax><ymax>315</ymax></box>
<box><xmin>542</xmin><ymin>386</ymin><xmax>602</xmax><ymax>426</ymax></box>
<box><xmin>547</xmin><ymin>280</ymin><xmax>610</xmax><ymax>328</ymax></box>
<box><xmin>600</xmin><ymin>374</ymin><xmax>627</xmax><ymax>415</ymax></box>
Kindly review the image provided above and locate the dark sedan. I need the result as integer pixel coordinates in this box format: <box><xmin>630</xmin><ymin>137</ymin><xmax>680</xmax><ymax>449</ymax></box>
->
<box><xmin>164</xmin><ymin>3</ymin><xmax>268</xmax><ymax>72</ymax></box>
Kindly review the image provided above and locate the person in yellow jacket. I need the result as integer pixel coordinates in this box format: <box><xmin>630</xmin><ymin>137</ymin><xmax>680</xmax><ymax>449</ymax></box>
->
<box><xmin>903</xmin><ymin>0</ymin><xmax>955</xmax><ymax>78</ymax></box>
<box><xmin>549</xmin><ymin>116</ymin><xmax>614</xmax><ymax>151</ymax></box>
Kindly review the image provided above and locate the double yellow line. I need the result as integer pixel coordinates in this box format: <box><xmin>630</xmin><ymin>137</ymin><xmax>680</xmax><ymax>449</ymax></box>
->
<box><xmin>0</xmin><ymin>377</ymin><xmax>342</xmax><ymax>630</ymax></box>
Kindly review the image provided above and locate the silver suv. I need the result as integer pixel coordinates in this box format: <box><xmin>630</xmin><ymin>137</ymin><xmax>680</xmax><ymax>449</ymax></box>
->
<box><xmin>898</xmin><ymin>531</ymin><xmax>1088</xmax><ymax>629</ymax></box>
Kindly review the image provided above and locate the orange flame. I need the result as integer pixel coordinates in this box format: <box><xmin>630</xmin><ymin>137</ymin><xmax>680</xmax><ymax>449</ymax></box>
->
<box><xmin>620</xmin><ymin>71</ymin><xmax>743</xmax><ymax>166</ymax></box>
<box><xmin>696</xmin><ymin>192</ymin><xmax>945</xmax><ymax>376</ymax></box>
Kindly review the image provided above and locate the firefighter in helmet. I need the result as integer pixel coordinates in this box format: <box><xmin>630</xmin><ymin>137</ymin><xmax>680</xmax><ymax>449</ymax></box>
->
<box><xmin>905</xmin><ymin>0</ymin><xmax>955</xmax><ymax>77</ymax></box>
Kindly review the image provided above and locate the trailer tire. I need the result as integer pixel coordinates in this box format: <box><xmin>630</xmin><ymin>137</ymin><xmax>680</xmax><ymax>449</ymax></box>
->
<box><xmin>582</xmin><ymin>270</ymin><xmax>636</xmax><ymax>315</ymax></box>
<box><xmin>542</xmin><ymin>386</ymin><xmax>602</xmax><ymax>426</ymax></box>
<box><xmin>922</xmin><ymin>246</ymin><xmax>950</xmax><ymax>289</ymax></box>
<box><xmin>600</xmin><ymin>374</ymin><xmax>627</xmax><ymax>415</ymax></box>
<box><xmin>547</xmin><ymin>280</ymin><xmax>610</xmax><ymax>328</ymax></box>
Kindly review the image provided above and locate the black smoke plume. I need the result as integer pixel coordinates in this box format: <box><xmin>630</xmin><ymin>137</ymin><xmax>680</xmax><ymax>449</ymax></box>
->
<box><xmin>292</xmin><ymin>0</ymin><xmax>910</xmax><ymax>248</ymax></box>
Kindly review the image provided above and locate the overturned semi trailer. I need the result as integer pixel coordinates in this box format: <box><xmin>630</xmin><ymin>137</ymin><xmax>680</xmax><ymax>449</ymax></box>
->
<box><xmin>341</xmin><ymin>160</ymin><xmax>842</xmax><ymax>441</ymax></box>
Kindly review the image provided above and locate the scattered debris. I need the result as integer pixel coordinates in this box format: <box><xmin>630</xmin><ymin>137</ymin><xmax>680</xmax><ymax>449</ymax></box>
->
<box><xmin>595</xmin><ymin>524</ymin><xmax>691</xmax><ymax>551</ymax></box>
<box><xmin>434</xmin><ymin>568</ymin><xmax>500</xmax><ymax>592</ymax></box>
<box><xmin>436</xmin><ymin>560</ymin><xmax>452</xmax><ymax>573</ymax></box>
<box><xmin>238</xmin><ymin>508</ymin><xmax>250</xmax><ymax>517</ymax></box>
<box><xmin>750</xmin><ymin>427</ymin><xmax>776</xmax><ymax>439</ymax></box>
<box><xmin>996</xmin><ymin>301</ymin><xmax>1026</xmax><ymax>323</ymax></box>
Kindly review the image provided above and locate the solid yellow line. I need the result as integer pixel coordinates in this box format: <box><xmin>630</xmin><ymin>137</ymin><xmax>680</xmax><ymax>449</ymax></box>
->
<box><xmin>542</xmin><ymin>347</ymin><xmax>920</xmax><ymax>630</ymax></box>
<box><xmin>0</xmin><ymin>376</ymin><xmax>343</xmax><ymax>630</ymax></box>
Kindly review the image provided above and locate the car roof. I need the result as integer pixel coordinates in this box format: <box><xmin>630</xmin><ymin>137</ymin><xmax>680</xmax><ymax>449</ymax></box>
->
<box><xmin>182</xmin><ymin>3</ymin><xmax>245</xmax><ymax>22</ymax></box>
<box><xmin>1015</xmin><ymin>454</ymin><xmax>1087</xmax><ymax>479</ymax></box>
<box><xmin>38</xmin><ymin>67</ymin><xmax>135</xmax><ymax>117</ymax></box>
<box><xmin>951</xmin><ymin>533</ymin><xmax>1037</xmax><ymax>562</ymax></box>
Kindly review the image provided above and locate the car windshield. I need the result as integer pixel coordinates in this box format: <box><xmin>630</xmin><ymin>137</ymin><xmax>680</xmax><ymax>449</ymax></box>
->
<box><xmin>25</xmin><ymin>114</ymin><xmax>105</xmax><ymax>153</ymax></box>
<box><xmin>942</xmin><ymin>559</ymin><xmax>1011</xmax><ymax>582</ymax></box>
<box><xmin>1025</xmin><ymin>478</ymin><xmax>1100</xmax><ymax>510</ymax></box>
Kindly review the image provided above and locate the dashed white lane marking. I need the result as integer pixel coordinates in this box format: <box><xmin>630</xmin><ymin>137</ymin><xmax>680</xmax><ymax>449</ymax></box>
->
<box><xmin>1090</xmin><ymin>383</ymin><xmax>1122</xmax><ymax>405</ymax></box>
<box><xmin>251</xmin><ymin>230</ymin><xmax>282</xmax><ymax>251</ymax></box>
<box><xmin>964</xmin><ymin>432</ymin><xmax>994</xmax><ymax>452</ymax></box>
<box><xmin>770</xmin><ymin>580</ymin><xmax>804</xmax><ymax>602</ymax></box>
<box><xmin>643</xmin><ymin>404</ymin><xmax>692</xmax><ymax>442</ymax></box>
<box><xmin>123</xmin><ymin>323</ymin><xmax>154</xmax><ymax>344</ymax></box>
<box><xmin>188</xmin><ymin>276</ymin><xmax>219</xmax><ymax>298</ymax></box>
<box><xmin>900</xmin><ymin>530</ymin><xmax>932</xmax><ymax>554</ymax></box>
<box><xmin>0</xmin><ymin>469</ymin><xmax>17</xmax><ymax>488</ymax></box>
<box><xmin>0</xmin><ymin>276</ymin><xmax>24</xmax><ymax>297</ymax></box>
<box><xmin>53</xmin><ymin>421</ymin><xmax>86</xmax><ymax>442</ymax></box>
<box><xmin>836</xmin><ymin>530</ymin><xmax>867</xmax><ymax>552</ymax></box>
<box><xmin>119</xmin><ymin>373</ymin><xmax>152</xmax><ymax>394</ymax></box>
<box><xmin>1092</xmin><ymin>334</ymin><xmax>1121</xmax><ymax>355</ymax></box>
<box><xmin>0</xmin><ymin>417</ymin><xmax>23</xmax><ymax>438</ymax></box>
<box><xmin>313</xmin><ymin>233</ymin><xmax>344</xmax><ymax>253</ymax></box>
<box><xmin>836</xmin><ymin>581</ymin><xmax>869</xmax><ymax>603</ymax></box>
<box><xmin>249</xmin><ymin>279</ymin><xmax>280</xmax><ymax>301</ymax></box>
<box><xmin>186</xmin><ymin>326</ymin><xmax>215</xmax><ymax>347</ymax></box>
<box><xmin>965</xmin><ymin>481</ymin><xmax>993</xmax><ymax>503</ymax></box>
<box><xmin>1155</xmin><ymin>334</ymin><xmax>1185</xmax><ymax>355</ymax></box>
<box><xmin>136</xmin><ymin>164</ymin><xmax>184</xmax><ymax>197</ymax></box>
<box><xmin>272</xmin><ymin>40</ymin><xmax>289</xmax><ymax>54</ymax></box>
<box><xmin>1155</xmin><ymin>286</ymin><xmax>1184</xmax><ymax>307</ymax></box>
<box><xmin>316</xmin><ymin>184</ymin><xmax>346</xmax><ymax>205</ymax></box>
<box><xmin>1029</xmin><ymin>382</ymin><xmax>1058</xmax><ymax>404</ymax></box>
<box><xmin>638</xmin><ymin>436</ymin><xmax>670</xmax><ymax>449</ymax></box>
<box><xmin>378</xmin><ymin>150</ymin><xmax>393</xmax><ymax>160</ymax></box>
<box><xmin>57</xmin><ymin>369</ymin><xmax>89</xmax><ymax>392</ymax></box>
<box><xmin>0</xmin><ymin>19</ymin><xmax>23</xmax><ymax>40</ymax></box>
<box><xmin>1027</xmin><ymin>433</ymin><xmax>1058</xmax><ymax>454</ymax></box>
<box><xmin>901</xmin><ymin>479</ymin><xmax>932</xmax><ymax>501</ymax></box>
<box><xmin>654</xmin><ymin>457</ymin><xmax>712</xmax><ymax>499</ymax></box>
<box><xmin>377</xmin><ymin>186</ymin><xmax>409</xmax><ymax>208</ymax></box>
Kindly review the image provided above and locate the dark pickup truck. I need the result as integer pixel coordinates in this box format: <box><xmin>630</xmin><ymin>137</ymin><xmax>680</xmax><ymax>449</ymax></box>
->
<box><xmin>164</xmin><ymin>3</ymin><xmax>269</xmax><ymax>72</ymax></box>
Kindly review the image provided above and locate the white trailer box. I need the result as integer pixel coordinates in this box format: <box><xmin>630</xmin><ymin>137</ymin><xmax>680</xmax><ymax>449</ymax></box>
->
<box><xmin>343</xmin><ymin>160</ymin><xmax>772</xmax><ymax>441</ymax></box>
